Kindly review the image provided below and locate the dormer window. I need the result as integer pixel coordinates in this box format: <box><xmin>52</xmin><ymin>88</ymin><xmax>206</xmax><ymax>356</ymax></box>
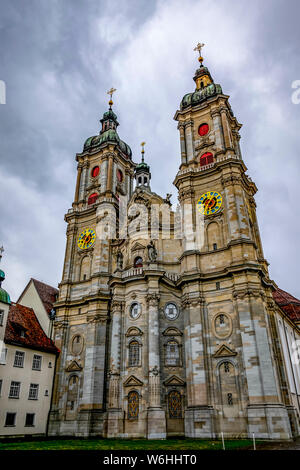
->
<box><xmin>200</xmin><ymin>152</ymin><xmax>213</xmax><ymax>167</ymax></box>
<box><xmin>88</xmin><ymin>193</ymin><xmax>99</xmax><ymax>205</ymax></box>
<box><xmin>134</xmin><ymin>257</ymin><xmax>143</xmax><ymax>268</ymax></box>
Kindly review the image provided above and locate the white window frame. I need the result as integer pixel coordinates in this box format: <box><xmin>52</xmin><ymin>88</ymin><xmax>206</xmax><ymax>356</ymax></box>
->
<box><xmin>0</xmin><ymin>347</ymin><xmax>7</xmax><ymax>364</ymax></box>
<box><xmin>14</xmin><ymin>350</ymin><xmax>25</xmax><ymax>368</ymax></box>
<box><xmin>28</xmin><ymin>383</ymin><xmax>39</xmax><ymax>400</ymax></box>
<box><xmin>9</xmin><ymin>381</ymin><xmax>21</xmax><ymax>399</ymax></box>
<box><xmin>0</xmin><ymin>310</ymin><xmax>4</xmax><ymax>326</ymax></box>
<box><xmin>32</xmin><ymin>354</ymin><xmax>42</xmax><ymax>371</ymax></box>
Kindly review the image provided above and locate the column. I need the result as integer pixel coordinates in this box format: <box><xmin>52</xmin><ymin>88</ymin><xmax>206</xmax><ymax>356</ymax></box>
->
<box><xmin>178</xmin><ymin>123</ymin><xmax>187</xmax><ymax>164</ymax></box>
<box><xmin>211</xmin><ymin>111</ymin><xmax>224</xmax><ymax>152</ymax></box>
<box><xmin>74</xmin><ymin>164</ymin><xmax>83</xmax><ymax>203</ymax></box>
<box><xmin>107</xmin><ymin>301</ymin><xmax>124</xmax><ymax>438</ymax></box>
<box><xmin>220</xmin><ymin>108</ymin><xmax>232</xmax><ymax>150</ymax></box>
<box><xmin>79</xmin><ymin>313</ymin><xmax>108</xmax><ymax>436</ymax></box>
<box><xmin>234</xmin><ymin>289</ymin><xmax>292</xmax><ymax>439</ymax></box>
<box><xmin>184</xmin><ymin>121</ymin><xmax>194</xmax><ymax>162</ymax></box>
<box><xmin>146</xmin><ymin>293</ymin><xmax>166</xmax><ymax>439</ymax></box>
<box><xmin>106</xmin><ymin>155</ymin><xmax>113</xmax><ymax>193</ymax></box>
<box><xmin>182</xmin><ymin>294</ymin><xmax>214</xmax><ymax>437</ymax></box>
<box><xmin>79</xmin><ymin>162</ymin><xmax>89</xmax><ymax>201</ymax></box>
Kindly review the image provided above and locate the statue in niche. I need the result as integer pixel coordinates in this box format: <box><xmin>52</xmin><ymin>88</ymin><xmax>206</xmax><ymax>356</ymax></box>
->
<box><xmin>116</xmin><ymin>251</ymin><xmax>123</xmax><ymax>270</ymax></box>
<box><xmin>147</xmin><ymin>240</ymin><xmax>157</xmax><ymax>262</ymax></box>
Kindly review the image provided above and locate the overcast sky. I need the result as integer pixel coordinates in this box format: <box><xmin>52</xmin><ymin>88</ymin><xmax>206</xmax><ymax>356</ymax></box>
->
<box><xmin>0</xmin><ymin>0</ymin><xmax>299</xmax><ymax>301</ymax></box>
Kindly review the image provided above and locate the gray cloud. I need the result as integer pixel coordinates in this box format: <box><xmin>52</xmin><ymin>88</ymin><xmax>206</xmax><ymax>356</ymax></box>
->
<box><xmin>0</xmin><ymin>0</ymin><xmax>299</xmax><ymax>300</ymax></box>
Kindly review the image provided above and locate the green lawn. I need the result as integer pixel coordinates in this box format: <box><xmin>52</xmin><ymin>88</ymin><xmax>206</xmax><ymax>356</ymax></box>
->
<box><xmin>0</xmin><ymin>438</ymin><xmax>258</xmax><ymax>451</ymax></box>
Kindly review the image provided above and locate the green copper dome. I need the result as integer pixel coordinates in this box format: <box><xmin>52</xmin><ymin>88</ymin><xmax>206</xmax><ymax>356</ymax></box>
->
<box><xmin>83</xmin><ymin>107</ymin><xmax>132</xmax><ymax>158</ymax></box>
<box><xmin>136</xmin><ymin>160</ymin><xmax>149</xmax><ymax>170</ymax></box>
<box><xmin>0</xmin><ymin>270</ymin><xmax>11</xmax><ymax>305</ymax></box>
<box><xmin>181</xmin><ymin>83</ymin><xmax>223</xmax><ymax>109</ymax></box>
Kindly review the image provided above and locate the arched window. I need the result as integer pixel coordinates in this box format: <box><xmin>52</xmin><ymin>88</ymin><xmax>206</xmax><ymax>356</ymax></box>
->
<box><xmin>117</xmin><ymin>169</ymin><xmax>123</xmax><ymax>182</ymax></box>
<box><xmin>88</xmin><ymin>193</ymin><xmax>99</xmax><ymax>205</ymax></box>
<box><xmin>200</xmin><ymin>152</ymin><xmax>214</xmax><ymax>167</ymax></box>
<box><xmin>165</xmin><ymin>340</ymin><xmax>180</xmax><ymax>366</ymax></box>
<box><xmin>168</xmin><ymin>390</ymin><xmax>182</xmax><ymax>418</ymax></box>
<box><xmin>80</xmin><ymin>256</ymin><xmax>90</xmax><ymax>281</ymax></box>
<box><xmin>128</xmin><ymin>391</ymin><xmax>139</xmax><ymax>419</ymax></box>
<box><xmin>143</xmin><ymin>176</ymin><xmax>148</xmax><ymax>184</ymax></box>
<box><xmin>129</xmin><ymin>341</ymin><xmax>140</xmax><ymax>367</ymax></box>
<box><xmin>134</xmin><ymin>256</ymin><xmax>143</xmax><ymax>268</ymax></box>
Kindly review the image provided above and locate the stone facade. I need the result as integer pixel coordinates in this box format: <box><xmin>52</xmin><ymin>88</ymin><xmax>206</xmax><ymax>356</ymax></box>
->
<box><xmin>48</xmin><ymin>56</ymin><xmax>300</xmax><ymax>439</ymax></box>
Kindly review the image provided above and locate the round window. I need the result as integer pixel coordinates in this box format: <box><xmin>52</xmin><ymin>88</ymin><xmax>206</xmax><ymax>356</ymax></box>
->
<box><xmin>88</xmin><ymin>193</ymin><xmax>99</xmax><ymax>205</ymax></box>
<box><xmin>71</xmin><ymin>335</ymin><xmax>84</xmax><ymax>355</ymax></box>
<box><xmin>164</xmin><ymin>303</ymin><xmax>179</xmax><ymax>320</ymax></box>
<box><xmin>198</xmin><ymin>123</ymin><xmax>209</xmax><ymax>136</ymax></box>
<box><xmin>130</xmin><ymin>302</ymin><xmax>141</xmax><ymax>319</ymax></box>
<box><xmin>91</xmin><ymin>166</ymin><xmax>100</xmax><ymax>178</ymax></box>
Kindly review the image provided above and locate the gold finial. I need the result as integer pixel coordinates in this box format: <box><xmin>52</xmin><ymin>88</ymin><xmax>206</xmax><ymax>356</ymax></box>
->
<box><xmin>141</xmin><ymin>141</ymin><xmax>146</xmax><ymax>162</ymax></box>
<box><xmin>107</xmin><ymin>87</ymin><xmax>117</xmax><ymax>107</ymax></box>
<box><xmin>194</xmin><ymin>42</ymin><xmax>205</xmax><ymax>64</ymax></box>
<box><xmin>0</xmin><ymin>246</ymin><xmax>4</xmax><ymax>264</ymax></box>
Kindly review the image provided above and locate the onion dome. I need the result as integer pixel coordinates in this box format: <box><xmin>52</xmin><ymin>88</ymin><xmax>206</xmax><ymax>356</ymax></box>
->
<box><xmin>83</xmin><ymin>90</ymin><xmax>132</xmax><ymax>158</ymax></box>
<box><xmin>0</xmin><ymin>270</ymin><xmax>11</xmax><ymax>305</ymax></box>
<box><xmin>181</xmin><ymin>43</ymin><xmax>223</xmax><ymax>109</ymax></box>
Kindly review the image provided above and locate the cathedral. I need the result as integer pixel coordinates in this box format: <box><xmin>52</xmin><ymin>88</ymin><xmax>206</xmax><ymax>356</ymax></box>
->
<box><xmin>48</xmin><ymin>45</ymin><xmax>300</xmax><ymax>440</ymax></box>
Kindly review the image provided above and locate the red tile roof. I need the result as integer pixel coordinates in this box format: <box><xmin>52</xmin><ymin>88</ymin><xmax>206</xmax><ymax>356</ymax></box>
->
<box><xmin>273</xmin><ymin>287</ymin><xmax>300</xmax><ymax>323</ymax></box>
<box><xmin>4</xmin><ymin>303</ymin><xmax>60</xmax><ymax>355</ymax></box>
<box><xmin>31</xmin><ymin>278</ymin><xmax>58</xmax><ymax>316</ymax></box>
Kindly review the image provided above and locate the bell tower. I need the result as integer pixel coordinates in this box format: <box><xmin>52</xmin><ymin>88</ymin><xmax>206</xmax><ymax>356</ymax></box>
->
<box><xmin>173</xmin><ymin>44</ymin><xmax>294</xmax><ymax>439</ymax></box>
<box><xmin>49</xmin><ymin>90</ymin><xmax>135</xmax><ymax>437</ymax></box>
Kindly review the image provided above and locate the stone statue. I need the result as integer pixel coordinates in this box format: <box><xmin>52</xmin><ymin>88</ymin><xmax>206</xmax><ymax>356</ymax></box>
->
<box><xmin>116</xmin><ymin>251</ymin><xmax>123</xmax><ymax>270</ymax></box>
<box><xmin>147</xmin><ymin>240</ymin><xmax>157</xmax><ymax>262</ymax></box>
<box><xmin>164</xmin><ymin>193</ymin><xmax>172</xmax><ymax>205</ymax></box>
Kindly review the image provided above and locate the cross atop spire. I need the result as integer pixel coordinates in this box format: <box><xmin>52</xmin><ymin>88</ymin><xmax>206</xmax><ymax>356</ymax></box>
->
<box><xmin>141</xmin><ymin>141</ymin><xmax>146</xmax><ymax>162</ymax></box>
<box><xmin>107</xmin><ymin>87</ymin><xmax>117</xmax><ymax>108</ymax></box>
<box><xmin>194</xmin><ymin>42</ymin><xmax>205</xmax><ymax>65</ymax></box>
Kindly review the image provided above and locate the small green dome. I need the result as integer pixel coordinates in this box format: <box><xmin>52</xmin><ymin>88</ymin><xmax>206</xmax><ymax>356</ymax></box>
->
<box><xmin>0</xmin><ymin>288</ymin><xmax>11</xmax><ymax>305</ymax></box>
<box><xmin>102</xmin><ymin>108</ymin><xmax>118</xmax><ymax>122</ymax></box>
<box><xmin>136</xmin><ymin>161</ymin><xmax>150</xmax><ymax>171</ymax></box>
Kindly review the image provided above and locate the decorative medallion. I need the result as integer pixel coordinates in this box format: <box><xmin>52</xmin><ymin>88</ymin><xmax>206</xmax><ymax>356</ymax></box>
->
<box><xmin>130</xmin><ymin>302</ymin><xmax>141</xmax><ymax>320</ymax></box>
<box><xmin>164</xmin><ymin>303</ymin><xmax>179</xmax><ymax>321</ymax></box>
<box><xmin>77</xmin><ymin>228</ymin><xmax>96</xmax><ymax>250</ymax></box>
<box><xmin>197</xmin><ymin>191</ymin><xmax>222</xmax><ymax>215</ymax></box>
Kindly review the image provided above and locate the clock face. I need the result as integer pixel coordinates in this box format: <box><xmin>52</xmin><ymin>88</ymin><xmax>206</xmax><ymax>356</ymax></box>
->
<box><xmin>77</xmin><ymin>229</ymin><xmax>96</xmax><ymax>250</ymax></box>
<box><xmin>165</xmin><ymin>303</ymin><xmax>179</xmax><ymax>320</ymax></box>
<box><xmin>130</xmin><ymin>302</ymin><xmax>141</xmax><ymax>319</ymax></box>
<box><xmin>197</xmin><ymin>191</ymin><xmax>222</xmax><ymax>215</ymax></box>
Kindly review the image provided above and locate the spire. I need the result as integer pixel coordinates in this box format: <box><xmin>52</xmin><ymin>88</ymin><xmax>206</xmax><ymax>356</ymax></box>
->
<box><xmin>135</xmin><ymin>141</ymin><xmax>151</xmax><ymax>189</ymax></box>
<box><xmin>193</xmin><ymin>42</ymin><xmax>205</xmax><ymax>65</ymax></box>
<box><xmin>192</xmin><ymin>42</ymin><xmax>214</xmax><ymax>90</ymax></box>
<box><xmin>100</xmin><ymin>87</ymin><xmax>119</xmax><ymax>133</ymax></box>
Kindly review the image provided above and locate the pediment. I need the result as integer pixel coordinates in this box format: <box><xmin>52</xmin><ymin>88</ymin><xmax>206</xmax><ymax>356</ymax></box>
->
<box><xmin>163</xmin><ymin>375</ymin><xmax>186</xmax><ymax>386</ymax></box>
<box><xmin>162</xmin><ymin>327</ymin><xmax>182</xmax><ymax>337</ymax></box>
<box><xmin>123</xmin><ymin>375</ymin><xmax>144</xmax><ymax>387</ymax></box>
<box><xmin>65</xmin><ymin>360</ymin><xmax>83</xmax><ymax>372</ymax></box>
<box><xmin>131</xmin><ymin>242</ymin><xmax>146</xmax><ymax>252</ymax></box>
<box><xmin>213</xmin><ymin>344</ymin><xmax>237</xmax><ymax>358</ymax></box>
<box><xmin>126</xmin><ymin>327</ymin><xmax>143</xmax><ymax>337</ymax></box>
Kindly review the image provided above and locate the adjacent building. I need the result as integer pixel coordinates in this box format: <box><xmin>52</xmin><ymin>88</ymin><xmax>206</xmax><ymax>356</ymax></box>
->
<box><xmin>0</xmin><ymin>271</ymin><xmax>59</xmax><ymax>436</ymax></box>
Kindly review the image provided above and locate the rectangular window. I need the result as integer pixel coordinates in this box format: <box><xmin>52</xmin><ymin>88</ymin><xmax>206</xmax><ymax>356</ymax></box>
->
<box><xmin>9</xmin><ymin>381</ymin><xmax>21</xmax><ymax>399</ymax></box>
<box><xmin>216</xmin><ymin>282</ymin><xmax>220</xmax><ymax>290</ymax></box>
<box><xmin>5</xmin><ymin>412</ymin><xmax>16</xmax><ymax>427</ymax></box>
<box><xmin>213</xmin><ymin>243</ymin><xmax>218</xmax><ymax>251</ymax></box>
<box><xmin>0</xmin><ymin>379</ymin><xmax>2</xmax><ymax>395</ymax></box>
<box><xmin>0</xmin><ymin>347</ymin><xmax>7</xmax><ymax>364</ymax></box>
<box><xmin>28</xmin><ymin>383</ymin><xmax>39</xmax><ymax>400</ymax></box>
<box><xmin>32</xmin><ymin>354</ymin><xmax>42</xmax><ymax>371</ymax></box>
<box><xmin>14</xmin><ymin>351</ymin><xmax>25</xmax><ymax>368</ymax></box>
<box><xmin>0</xmin><ymin>310</ymin><xmax>4</xmax><ymax>326</ymax></box>
<box><xmin>25</xmin><ymin>413</ymin><xmax>35</xmax><ymax>427</ymax></box>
